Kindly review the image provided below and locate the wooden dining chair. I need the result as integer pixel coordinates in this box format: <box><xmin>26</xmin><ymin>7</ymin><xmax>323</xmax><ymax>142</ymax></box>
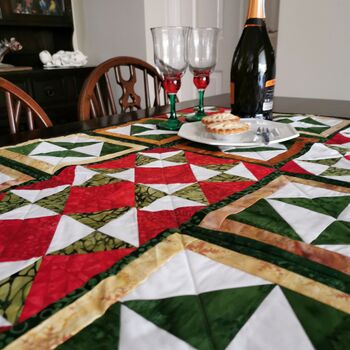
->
<box><xmin>0</xmin><ymin>77</ymin><xmax>53</xmax><ymax>134</ymax></box>
<box><xmin>78</xmin><ymin>56</ymin><xmax>167</xmax><ymax>121</ymax></box>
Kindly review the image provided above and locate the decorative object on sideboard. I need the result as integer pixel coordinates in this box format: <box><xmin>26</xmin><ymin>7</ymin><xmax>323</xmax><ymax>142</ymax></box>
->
<box><xmin>39</xmin><ymin>50</ymin><xmax>88</xmax><ymax>68</ymax></box>
<box><xmin>0</xmin><ymin>37</ymin><xmax>22</xmax><ymax>67</ymax></box>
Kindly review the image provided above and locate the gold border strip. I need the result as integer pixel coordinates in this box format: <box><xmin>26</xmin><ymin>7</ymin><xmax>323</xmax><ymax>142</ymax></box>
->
<box><xmin>0</xmin><ymin>165</ymin><xmax>33</xmax><ymax>192</ymax></box>
<box><xmin>94</xmin><ymin>118</ymin><xmax>180</xmax><ymax>146</ymax></box>
<box><xmin>0</xmin><ymin>134</ymin><xmax>146</xmax><ymax>175</ymax></box>
<box><xmin>6</xmin><ymin>233</ymin><xmax>350</xmax><ymax>349</ymax></box>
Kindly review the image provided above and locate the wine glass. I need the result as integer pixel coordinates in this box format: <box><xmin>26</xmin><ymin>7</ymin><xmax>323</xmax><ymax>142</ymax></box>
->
<box><xmin>186</xmin><ymin>27</ymin><xmax>220</xmax><ymax>122</ymax></box>
<box><xmin>151</xmin><ymin>26</ymin><xmax>190</xmax><ymax>131</ymax></box>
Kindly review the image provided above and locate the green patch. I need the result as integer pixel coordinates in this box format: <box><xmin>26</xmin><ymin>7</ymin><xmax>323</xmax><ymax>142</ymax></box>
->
<box><xmin>208</xmin><ymin>173</ymin><xmax>253</xmax><ymax>183</ymax></box>
<box><xmin>51</xmin><ymin>141</ymin><xmax>98</xmax><ymax>150</ymax></box>
<box><xmin>0</xmin><ymin>192</ymin><xmax>29</xmax><ymax>214</ymax></box>
<box><xmin>81</xmin><ymin>174</ymin><xmax>122</xmax><ymax>187</ymax></box>
<box><xmin>0</xmin><ymin>260</ymin><xmax>41</xmax><ymax>324</ymax></box>
<box><xmin>50</xmin><ymin>231</ymin><xmax>132</xmax><ymax>255</ymax></box>
<box><xmin>35</xmin><ymin>150</ymin><xmax>90</xmax><ymax>158</ymax></box>
<box><xmin>136</xmin><ymin>154</ymin><xmax>156</xmax><ymax>167</ymax></box>
<box><xmin>164</xmin><ymin>151</ymin><xmax>186</xmax><ymax>164</ymax></box>
<box><xmin>100</xmin><ymin>143</ymin><xmax>129</xmax><ymax>157</ymax></box>
<box><xmin>304</xmin><ymin>158</ymin><xmax>341</xmax><ymax>167</ymax></box>
<box><xmin>36</xmin><ymin>187</ymin><xmax>70</xmax><ymax>213</ymax></box>
<box><xmin>9</xmin><ymin>142</ymin><xmax>41</xmax><ymax>156</ymax></box>
<box><xmin>283</xmin><ymin>288</ymin><xmax>350</xmax><ymax>350</ymax></box>
<box><xmin>299</xmin><ymin>117</ymin><xmax>328</xmax><ymax>127</ymax></box>
<box><xmin>228</xmin><ymin>199</ymin><xmax>302</xmax><ymax>241</ymax></box>
<box><xmin>69</xmin><ymin>207</ymin><xmax>131</xmax><ymax>230</ymax></box>
<box><xmin>124</xmin><ymin>285</ymin><xmax>273</xmax><ymax>350</ymax></box>
<box><xmin>131</xmin><ymin>125</ymin><xmax>154</xmax><ymax>135</ymax></box>
<box><xmin>321</xmin><ymin>167</ymin><xmax>350</xmax><ymax>177</ymax></box>
<box><xmin>57</xmin><ymin>303</ymin><xmax>121</xmax><ymax>350</ymax></box>
<box><xmin>312</xmin><ymin>221</ymin><xmax>350</xmax><ymax>244</ymax></box>
<box><xmin>173</xmin><ymin>183</ymin><xmax>208</xmax><ymax>205</ymax></box>
<box><xmin>135</xmin><ymin>184</ymin><xmax>167</xmax><ymax>209</ymax></box>
<box><xmin>274</xmin><ymin>196</ymin><xmax>350</xmax><ymax>219</ymax></box>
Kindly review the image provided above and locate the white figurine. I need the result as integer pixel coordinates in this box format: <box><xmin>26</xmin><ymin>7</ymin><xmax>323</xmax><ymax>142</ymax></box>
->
<box><xmin>39</xmin><ymin>50</ymin><xmax>88</xmax><ymax>68</ymax></box>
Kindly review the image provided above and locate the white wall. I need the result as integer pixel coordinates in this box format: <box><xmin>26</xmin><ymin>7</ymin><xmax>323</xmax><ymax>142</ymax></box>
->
<box><xmin>276</xmin><ymin>0</ymin><xmax>350</xmax><ymax>101</ymax></box>
<box><xmin>72</xmin><ymin>0</ymin><xmax>147</xmax><ymax>65</ymax></box>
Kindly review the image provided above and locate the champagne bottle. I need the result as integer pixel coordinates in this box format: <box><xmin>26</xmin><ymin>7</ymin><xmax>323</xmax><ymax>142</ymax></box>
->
<box><xmin>230</xmin><ymin>0</ymin><xmax>275</xmax><ymax>120</ymax></box>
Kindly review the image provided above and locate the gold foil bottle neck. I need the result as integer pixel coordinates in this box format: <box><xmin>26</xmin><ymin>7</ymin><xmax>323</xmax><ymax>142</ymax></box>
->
<box><xmin>247</xmin><ymin>0</ymin><xmax>266</xmax><ymax>19</ymax></box>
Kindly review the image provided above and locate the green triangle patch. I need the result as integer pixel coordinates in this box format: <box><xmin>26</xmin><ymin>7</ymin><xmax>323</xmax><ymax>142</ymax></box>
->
<box><xmin>51</xmin><ymin>141</ymin><xmax>98</xmax><ymax>150</ymax></box>
<box><xmin>131</xmin><ymin>125</ymin><xmax>154</xmax><ymax>135</ymax></box>
<box><xmin>282</xmin><ymin>288</ymin><xmax>350</xmax><ymax>350</ymax></box>
<box><xmin>136</xmin><ymin>154</ymin><xmax>157</xmax><ymax>167</ymax></box>
<box><xmin>201</xmin><ymin>285</ymin><xmax>274</xmax><ymax>349</ymax></box>
<box><xmin>124</xmin><ymin>285</ymin><xmax>273</xmax><ymax>350</ymax></box>
<box><xmin>0</xmin><ymin>259</ymin><xmax>41</xmax><ymax>324</ymax></box>
<box><xmin>304</xmin><ymin>158</ymin><xmax>341</xmax><ymax>167</ymax></box>
<box><xmin>173</xmin><ymin>183</ymin><xmax>208</xmax><ymax>205</ymax></box>
<box><xmin>9</xmin><ymin>142</ymin><xmax>41</xmax><ymax>156</ymax></box>
<box><xmin>69</xmin><ymin>207</ymin><xmax>130</xmax><ymax>230</ymax></box>
<box><xmin>100</xmin><ymin>143</ymin><xmax>128</xmax><ymax>157</ymax></box>
<box><xmin>321</xmin><ymin>167</ymin><xmax>350</xmax><ymax>177</ymax></box>
<box><xmin>135</xmin><ymin>184</ymin><xmax>167</xmax><ymax>209</ymax></box>
<box><xmin>36</xmin><ymin>187</ymin><xmax>70</xmax><ymax>213</ymax></box>
<box><xmin>81</xmin><ymin>174</ymin><xmax>122</xmax><ymax>188</ymax></box>
<box><xmin>274</xmin><ymin>196</ymin><xmax>350</xmax><ymax>219</ymax></box>
<box><xmin>164</xmin><ymin>151</ymin><xmax>187</xmax><ymax>164</ymax></box>
<box><xmin>228</xmin><ymin>199</ymin><xmax>302</xmax><ymax>241</ymax></box>
<box><xmin>312</xmin><ymin>221</ymin><xmax>350</xmax><ymax>244</ymax></box>
<box><xmin>50</xmin><ymin>231</ymin><xmax>132</xmax><ymax>255</ymax></box>
<box><xmin>57</xmin><ymin>303</ymin><xmax>121</xmax><ymax>350</ymax></box>
<box><xmin>0</xmin><ymin>192</ymin><xmax>30</xmax><ymax>214</ymax></box>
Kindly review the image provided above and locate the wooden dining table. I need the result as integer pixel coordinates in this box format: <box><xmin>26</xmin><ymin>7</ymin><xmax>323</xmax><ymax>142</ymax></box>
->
<box><xmin>0</xmin><ymin>94</ymin><xmax>350</xmax><ymax>350</ymax></box>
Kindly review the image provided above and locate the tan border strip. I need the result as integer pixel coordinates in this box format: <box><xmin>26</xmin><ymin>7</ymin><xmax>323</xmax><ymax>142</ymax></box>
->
<box><xmin>6</xmin><ymin>233</ymin><xmax>350</xmax><ymax>350</ymax></box>
<box><xmin>175</xmin><ymin>137</ymin><xmax>318</xmax><ymax>166</ymax></box>
<box><xmin>220</xmin><ymin>219</ymin><xmax>350</xmax><ymax>275</ymax></box>
<box><xmin>0</xmin><ymin>134</ymin><xmax>146</xmax><ymax>175</ymax></box>
<box><xmin>302</xmin><ymin>119</ymin><xmax>350</xmax><ymax>138</ymax></box>
<box><xmin>200</xmin><ymin>175</ymin><xmax>350</xmax><ymax>275</ymax></box>
<box><xmin>94</xmin><ymin>118</ymin><xmax>180</xmax><ymax>146</ymax></box>
<box><xmin>0</xmin><ymin>165</ymin><xmax>33</xmax><ymax>192</ymax></box>
<box><xmin>200</xmin><ymin>175</ymin><xmax>350</xmax><ymax>230</ymax></box>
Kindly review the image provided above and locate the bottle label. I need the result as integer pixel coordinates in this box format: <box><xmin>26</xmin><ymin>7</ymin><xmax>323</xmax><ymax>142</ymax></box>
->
<box><xmin>263</xmin><ymin>86</ymin><xmax>275</xmax><ymax>111</ymax></box>
<box><xmin>263</xmin><ymin>79</ymin><xmax>275</xmax><ymax>112</ymax></box>
<box><xmin>230</xmin><ymin>82</ymin><xmax>235</xmax><ymax>104</ymax></box>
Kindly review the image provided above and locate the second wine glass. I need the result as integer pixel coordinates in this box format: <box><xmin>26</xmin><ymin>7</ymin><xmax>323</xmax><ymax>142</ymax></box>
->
<box><xmin>186</xmin><ymin>27</ymin><xmax>220</xmax><ymax>122</ymax></box>
<box><xmin>151</xmin><ymin>26</ymin><xmax>189</xmax><ymax>131</ymax></box>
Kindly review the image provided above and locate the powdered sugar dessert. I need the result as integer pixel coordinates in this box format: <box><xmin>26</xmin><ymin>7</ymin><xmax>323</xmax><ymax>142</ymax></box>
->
<box><xmin>201</xmin><ymin>113</ymin><xmax>240</xmax><ymax>125</ymax></box>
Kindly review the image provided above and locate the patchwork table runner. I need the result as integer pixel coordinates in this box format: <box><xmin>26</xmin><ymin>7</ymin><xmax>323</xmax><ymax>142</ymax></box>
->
<box><xmin>0</xmin><ymin>108</ymin><xmax>349</xmax><ymax>349</ymax></box>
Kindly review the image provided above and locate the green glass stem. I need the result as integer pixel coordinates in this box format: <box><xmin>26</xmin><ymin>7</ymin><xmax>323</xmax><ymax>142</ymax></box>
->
<box><xmin>168</xmin><ymin>94</ymin><xmax>177</xmax><ymax>120</ymax></box>
<box><xmin>157</xmin><ymin>93</ymin><xmax>182</xmax><ymax>131</ymax></box>
<box><xmin>197</xmin><ymin>89</ymin><xmax>205</xmax><ymax>116</ymax></box>
<box><xmin>186</xmin><ymin>89</ymin><xmax>207</xmax><ymax>122</ymax></box>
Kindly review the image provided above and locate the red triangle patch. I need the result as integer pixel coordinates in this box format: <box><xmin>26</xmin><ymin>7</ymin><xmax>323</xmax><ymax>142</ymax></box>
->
<box><xmin>19</xmin><ymin>248</ymin><xmax>134</xmax><ymax>322</ymax></box>
<box><xmin>326</xmin><ymin>133</ymin><xmax>350</xmax><ymax>145</ymax></box>
<box><xmin>89</xmin><ymin>154</ymin><xmax>136</xmax><ymax>169</ymax></box>
<box><xmin>243</xmin><ymin>162</ymin><xmax>275</xmax><ymax>180</ymax></box>
<box><xmin>281</xmin><ymin>161</ymin><xmax>312</xmax><ymax>175</ymax></box>
<box><xmin>200</xmin><ymin>181</ymin><xmax>254</xmax><ymax>204</ymax></box>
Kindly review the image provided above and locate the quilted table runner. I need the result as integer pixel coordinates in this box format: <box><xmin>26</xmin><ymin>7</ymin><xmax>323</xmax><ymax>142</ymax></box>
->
<box><xmin>0</xmin><ymin>108</ymin><xmax>349</xmax><ymax>349</ymax></box>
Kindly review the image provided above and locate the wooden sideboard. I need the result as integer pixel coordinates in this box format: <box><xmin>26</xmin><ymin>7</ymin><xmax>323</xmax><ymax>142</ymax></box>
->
<box><xmin>0</xmin><ymin>0</ymin><xmax>94</xmax><ymax>134</ymax></box>
<box><xmin>0</xmin><ymin>67</ymin><xmax>94</xmax><ymax>133</ymax></box>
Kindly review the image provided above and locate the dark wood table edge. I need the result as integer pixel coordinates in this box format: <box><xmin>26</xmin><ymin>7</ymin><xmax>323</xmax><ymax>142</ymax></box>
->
<box><xmin>1</xmin><ymin>94</ymin><xmax>349</xmax><ymax>147</ymax></box>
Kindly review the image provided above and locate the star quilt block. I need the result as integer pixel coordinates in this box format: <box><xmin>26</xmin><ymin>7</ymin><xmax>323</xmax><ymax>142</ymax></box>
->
<box><xmin>281</xmin><ymin>128</ymin><xmax>350</xmax><ymax>183</ymax></box>
<box><xmin>200</xmin><ymin>174</ymin><xmax>350</xmax><ymax>274</ymax></box>
<box><xmin>0</xmin><ymin>148</ymin><xmax>273</xmax><ymax>330</ymax></box>
<box><xmin>5</xmin><ymin>233</ymin><xmax>349</xmax><ymax>350</ymax></box>
<box><xmin>0</xmin><ymin>165</ymin><xmax>33</xmax><ymax>192</ymax></box>
<box><xmin>0</xmin><ymin>133</ymin><xmax>146</xmax><ymax>175</ymax></box>
<box><xmin>273</xmin><ymin>113</ymin><xmax>350</xmax><ymax>138</ymax></box>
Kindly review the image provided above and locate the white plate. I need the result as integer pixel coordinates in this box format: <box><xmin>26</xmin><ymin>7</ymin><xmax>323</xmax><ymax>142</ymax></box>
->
<box><xmin>178</xmin><ymin>119</ymin><xmax>299</xmax><ymax>147</ymax></box>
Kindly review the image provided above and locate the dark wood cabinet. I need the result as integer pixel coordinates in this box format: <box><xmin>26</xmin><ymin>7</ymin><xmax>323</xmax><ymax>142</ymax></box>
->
<box><xmin>0</xmin><ymin>0</ymin><xmax>94</xmax><ymax>134</ymax></box>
